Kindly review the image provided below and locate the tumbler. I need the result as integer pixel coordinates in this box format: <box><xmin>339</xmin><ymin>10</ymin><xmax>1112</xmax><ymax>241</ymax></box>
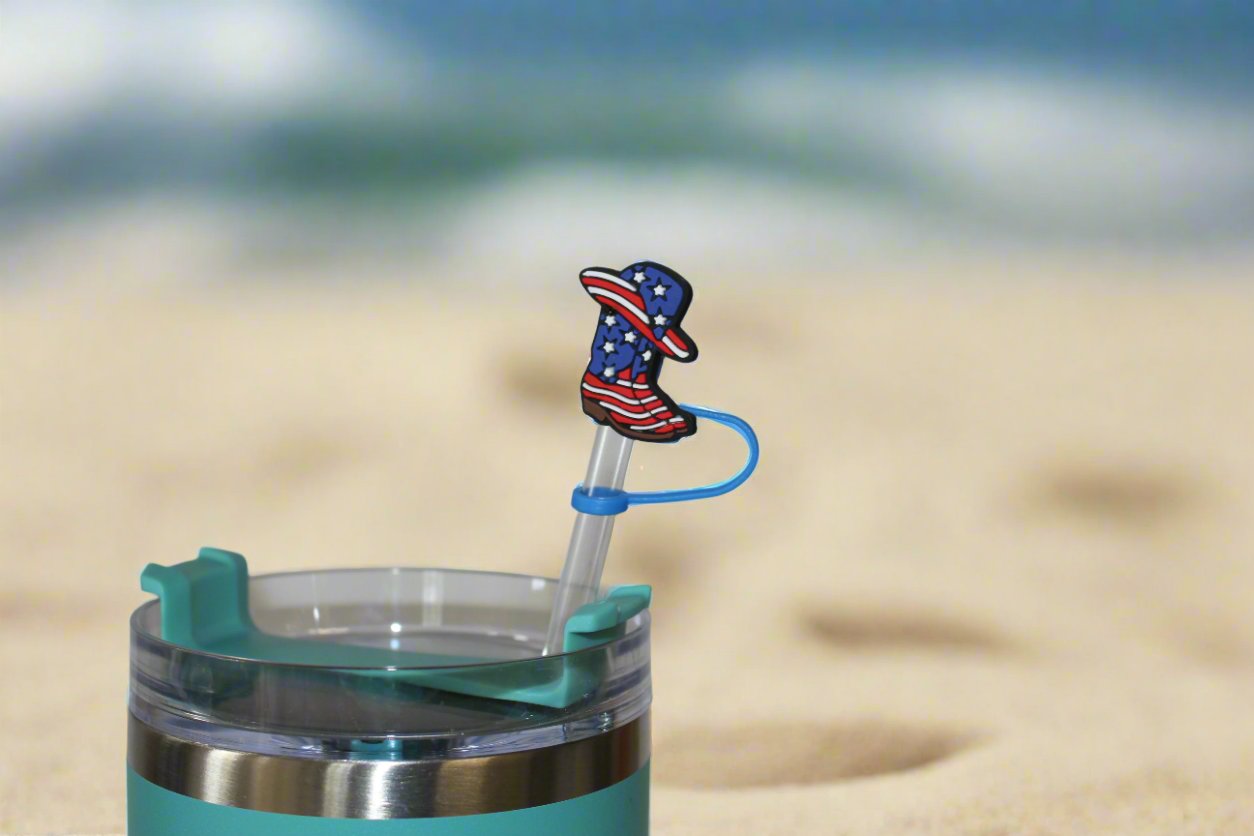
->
<box><xmin>127</xmin><ymin>565</ymin><xmax>651</xmax><ymax>834</ymax></box>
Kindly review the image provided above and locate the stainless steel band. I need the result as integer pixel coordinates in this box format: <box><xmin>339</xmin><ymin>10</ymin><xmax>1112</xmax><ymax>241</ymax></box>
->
<box><xmin>129</xmin><ymin>712</ymin><xmax>649</xmax><ymax>819</ymax></box>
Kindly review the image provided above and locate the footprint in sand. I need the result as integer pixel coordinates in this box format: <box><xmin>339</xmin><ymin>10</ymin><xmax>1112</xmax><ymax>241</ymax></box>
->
<box><xmin>1170</xmin><ymin>619</ymin><xmax>1254</xmax><ymax>668</ymax></box>
<box><xmin>652</xmin><ymin>722</ymin><xmax>973</xmax><ymax>789</ymax></box>
<box><xmin>1027</xmin><ymin>460</ymin><xmax>1201</xmax><ymax>524</ymax></box>
<box><xmin>499</xmin><ymin>352</ymin><xmax>572</xmax><ymax>409</ymax></box>
<box><xmin>803</xmin><ymin>606</ymin><xmax>1013</xmax><ymax>654</ymax></box>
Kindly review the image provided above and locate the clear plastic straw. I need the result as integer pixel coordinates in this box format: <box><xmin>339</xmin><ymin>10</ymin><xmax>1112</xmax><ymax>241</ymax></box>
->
<box><xmin>543</xmin><ymin>426</ymin><xmax>633</xmax><ymax>655</ymax></box>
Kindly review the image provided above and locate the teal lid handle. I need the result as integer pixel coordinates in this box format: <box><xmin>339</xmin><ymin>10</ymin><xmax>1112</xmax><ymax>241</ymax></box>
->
<box><xmin>140</xmin><ymin>547</ymin><xmax>254</xmax><ymax>649</ymax></box>
<box><xmin>563</xmin><ymin>585</ymin><xmax>652</xmax><ymax>652</ymax></box>
<box><xmin>570</xmin><ymin>404</ymin><xmax>759</xmax><ymax>516</ymax></box>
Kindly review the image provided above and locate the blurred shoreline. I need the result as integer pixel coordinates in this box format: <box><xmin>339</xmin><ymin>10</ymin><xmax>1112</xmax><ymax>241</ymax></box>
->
<box><xmin>4</xmin><ymin>185</ymin><xmax>1254</xmax><ymax>294</ymax></box>
<box><xmin>5</xmin><ymin>3</ymin><xmax>1254</xmax><ymax>277</ymax></box>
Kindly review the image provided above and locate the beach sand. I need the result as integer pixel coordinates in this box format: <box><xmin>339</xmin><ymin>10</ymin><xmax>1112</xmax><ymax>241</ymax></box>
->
<box><xmin>2</xmin><ymin>282</ymin><xmax>1253</xmax><ymax>834</ymax></box>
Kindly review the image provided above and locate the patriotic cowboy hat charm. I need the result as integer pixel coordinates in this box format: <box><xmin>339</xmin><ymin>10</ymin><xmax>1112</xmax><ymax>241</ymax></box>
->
<box><xmin>579</xmin><ymin>261</ymin><xmax>699</xmax><ymax>443</ymax></box>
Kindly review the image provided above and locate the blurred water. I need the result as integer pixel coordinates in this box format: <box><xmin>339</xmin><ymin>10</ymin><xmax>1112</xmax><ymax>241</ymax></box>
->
<box><xmin>2</xmin><ymin>1</ymin><xmax>1252</xmax><ymax>286</ymax></box>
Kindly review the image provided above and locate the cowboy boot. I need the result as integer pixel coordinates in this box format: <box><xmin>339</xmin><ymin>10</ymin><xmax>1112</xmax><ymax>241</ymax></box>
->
<box><xmin>579</xmin><ymin>262</ymin><xmax>697</xmax><ymax>443</ymax></box>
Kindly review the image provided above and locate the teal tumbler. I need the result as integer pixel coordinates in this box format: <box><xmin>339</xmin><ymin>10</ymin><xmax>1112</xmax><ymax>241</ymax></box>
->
<box><xmin>127</xmin><ymin>567</ymin><xmax>651</xmax><ymax>834</ymax></box>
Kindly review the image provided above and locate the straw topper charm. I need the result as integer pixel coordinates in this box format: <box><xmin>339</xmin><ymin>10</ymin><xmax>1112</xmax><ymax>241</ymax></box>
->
<box><xmin>546</xmin><ymin>260</ymin><xmax>758</xmax><ymax>652</ymax></box>
<box><xmin>579</xmin><ymin>262</ymin><xmax>699</xmax><ymax>443</ymax></box>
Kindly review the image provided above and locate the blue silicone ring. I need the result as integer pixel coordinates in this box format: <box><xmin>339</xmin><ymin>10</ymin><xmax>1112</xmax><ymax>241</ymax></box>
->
<box><xmin>570</xmin><ymin>405</ymin><xmax>759</xmax><ymax>516</ymax></box>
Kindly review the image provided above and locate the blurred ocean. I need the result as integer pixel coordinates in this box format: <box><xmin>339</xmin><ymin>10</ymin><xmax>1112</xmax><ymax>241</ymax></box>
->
<box><xmin>3</xmin><ymin>1</ymin><xmax>1253</xmax><ymax>286</ymax></box>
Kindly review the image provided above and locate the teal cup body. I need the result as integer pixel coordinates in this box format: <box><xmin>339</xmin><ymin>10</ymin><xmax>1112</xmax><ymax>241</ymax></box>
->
<box><xmin>127</xmin><ymin>567</ymin><xmax>652</xmax><ymax>834</ymax></box>
<box><xmin>126</xmin><ymin>762</ymin><xmax>649</xmax><ymax>835</ymax></box>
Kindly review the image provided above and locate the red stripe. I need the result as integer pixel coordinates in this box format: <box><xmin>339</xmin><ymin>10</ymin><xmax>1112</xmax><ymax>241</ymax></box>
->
<box><xmin>583</xmin><ymin>372</ymin><xmax>637</xmax><ymax>393</ymax></box>
<box><xmin>582</xmin><ymin>384</ymin><xmax>638</xmax><ymax>402</ymax></box>
<box><xmin>583</xmin><ymin>375</ymin><xmax>663</xmax><ymax>403</ymax></box>
<box><xmin>580</xmin><ymin>279</ymin><xmax>659</xmax><ymax>339</ymax></box>
<box><xmin>604</xmin><ymin>410</ymin><xmax>663</xmax><ymax>425</ymax></box>
<box><xmin>584</xmin><ymin>393</ymin><xmax>656</xmax><ymax>413</ymax></box>
<box><xmin>582</xmin><ymin>386</ymin><xmax>642</xmax><ymax>410</ymax></box>
<box><xmin>585</xmin><ymin>378</ymin><xmax>638</xmax><ymax>397</ymax></box>
<box><xmin>613</xmin><ymin>421</ymin><xmax>680</xmax><ymax>437</ymax></box>
<box><xmin>589</xmin><ymin>392</ymin><xmax>663</xmax><ymax>414</ymax></box>
<box><xmin>606</xmin><ymin>407</ymin><xmax>676</xmax><ymax>425</ymax></box>
<box><xmin>597</xmin><ymin>402</ymin><xmax>666</xmax><ymax>419</ymax></box>
<box><xmin>579</xmin><ymin>276</ymin><xmax>648</xmax><ymax>312</ymax></box>
<box><xmin>610</xmin><ymin>420</ymin><xmax>676</xmax><ymax>436</ymax></box>
<box><xmin>661</xmin><ymin>329</ymin><xmax>689</xmax><ymax>352</ymax></box>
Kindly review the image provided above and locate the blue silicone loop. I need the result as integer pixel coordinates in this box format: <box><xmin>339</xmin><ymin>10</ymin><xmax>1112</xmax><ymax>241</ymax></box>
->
<box><xmin>570</xmin><ymin>405</ymin><xmax>759</xmax><ymax>516</ymax></box>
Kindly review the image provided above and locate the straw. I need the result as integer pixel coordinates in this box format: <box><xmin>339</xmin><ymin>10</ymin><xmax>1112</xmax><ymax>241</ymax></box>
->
<box><xmin>542</xmin><ymin>425</ymin><xmax>634</xmax><ymax>655</ymax></box>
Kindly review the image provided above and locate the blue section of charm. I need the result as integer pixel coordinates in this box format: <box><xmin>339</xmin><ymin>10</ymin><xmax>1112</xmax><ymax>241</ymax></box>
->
<box><xmin>570</xmin><ymin>405</ymin><xmax>758</xmax><ymax>516</ymax></box>
<box><xmin>587</xmin><ymin>314</ymin><xmax>651</xmax><ymax>379</ymax></box>
<box><xmin>623</xmin><ymin>262</ymin><xmax>687</xmax><ymax>342</ymax></box>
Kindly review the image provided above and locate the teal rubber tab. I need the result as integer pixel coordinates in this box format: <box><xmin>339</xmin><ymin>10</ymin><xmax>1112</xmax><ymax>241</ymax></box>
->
<box><xmin>127</xmin><ymin>763</ymin><xmax>649</xmax><ymax>835</ymax></box>
<box><xmin>563</xmin><ymin>585</ymin><xmax>651</xmax><ymax>652</ymax></box>
<box><xmin>140</xmin><ymin>549</ymin><xmax>650</xmax><ymax>708</ymax></box>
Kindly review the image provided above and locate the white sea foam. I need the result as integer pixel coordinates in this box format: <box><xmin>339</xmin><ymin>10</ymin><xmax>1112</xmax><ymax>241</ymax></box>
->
<box><xmin>2</xmin><ymin>164</ymin><xmax>970</xmax><ymax>288</ymax></box>
<box><xmin>431</xmin><ymin>163</ymin><xmax>937</xmax><ymax>279</ymax></box>
<box><xmin>726</xmin><ymin>59</ymin><xmax>1254</xmax><ymax>234</ymax></box>
<box><xmin>0</xmin><ymin>0</ymin><xmax>421</xmax><ymax>143</ymax></box>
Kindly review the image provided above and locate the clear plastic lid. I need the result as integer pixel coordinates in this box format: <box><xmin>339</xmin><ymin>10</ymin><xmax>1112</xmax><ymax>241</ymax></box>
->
<box><xmin>129</xmin><ymin>568</ymin><xmax>651</xmax><ymax>760</ymax></box>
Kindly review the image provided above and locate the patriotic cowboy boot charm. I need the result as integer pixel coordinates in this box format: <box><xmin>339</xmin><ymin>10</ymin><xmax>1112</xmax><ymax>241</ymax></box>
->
<box><xmin>579</xmin><ymin>261</ymin><xmax>699</xmax><ymax>442</ymax></box>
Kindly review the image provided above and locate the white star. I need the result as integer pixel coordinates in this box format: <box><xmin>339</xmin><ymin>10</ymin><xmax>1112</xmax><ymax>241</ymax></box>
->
<box><xmin>632</xmin><ymin>269</ymin><xmax>646</xmax><ymax>283</ymax></box>
<box><xmin>603</xmin><ymin>366</ymin><xmax>616</xmax><ymax>377</ymax></box>
<box><xmin>602</xmin><ymin>342</ymin><xmax>616</xmax><ymax>354</ymax></box>
<box><xmin>653</xmin><ymin>314</ymin><xmax>668</xmax><ymax>326</ymax></box>
<box><xmin>603</xmin><ymin>314</ymin><xmax>617</xmax><ymax>327</ymax></box>
<box><xmin>623</xmin><ymin>331</ymin><xmax>637</xmax><ymax>343</ymax></box>
<box><xmin>651</xmin><ymin>283</ymin><xmax>667</xmax><ymax>297</ymax></box>
<box><xmin>641</xmin><ymin>350</ymin><xmax>652</xmax><ymax>361</ymax></box>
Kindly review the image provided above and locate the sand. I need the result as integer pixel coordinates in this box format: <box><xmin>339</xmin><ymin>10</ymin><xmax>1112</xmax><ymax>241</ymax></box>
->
<box><xmin>2</xmin><ymin>282</ymin><xmax>1253</xmax><ymax>834</ymax></box>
